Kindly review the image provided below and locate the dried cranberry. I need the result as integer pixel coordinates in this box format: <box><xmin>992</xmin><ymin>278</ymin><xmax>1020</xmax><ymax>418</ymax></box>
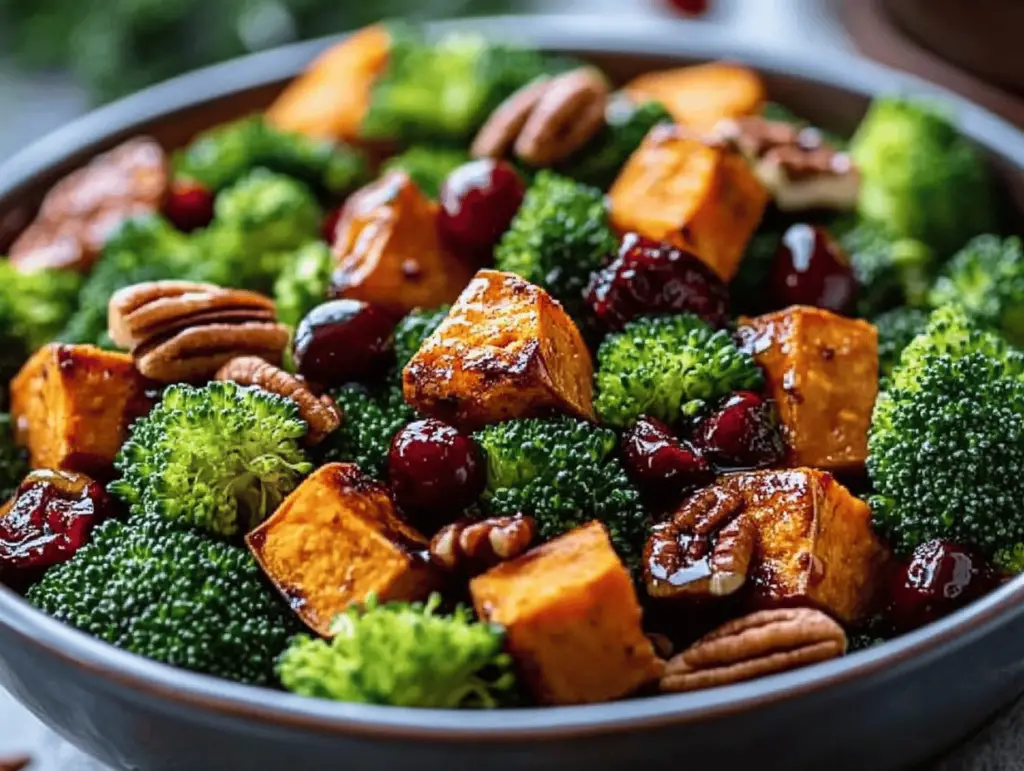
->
<box><xmin>0</xmin><ymin>469</ymin><xmax>110</xmax><ymax>572</ymax></box>
<box><xmin>388</xmin><ymin>419</ymin><xmax>484</xmax><ymax>529</ymax></box>
<box><xmin>622</xmin><ymin>416</ymin><xmax>712</xmax><ymax>505</ymax></box>
<box><xmin>585</xmin><ymin>233</ymin><xmax>730</xmax><ymax>330</ymax></box>
<box><xmin>437</xmin><ymin>159</ymin><xmax>524</xmax><ymax>261</ymax></box>
<box><xmin>293</xmin><ymin>300</ymin><xmax>395</xmax><ymax>388</ymax></box>
<box><xmin>321</xmin><ymin>205</ymin><xmax>344</xmax><ymax>243</ymax></box>
<box><xmin>769</xmin><ymin>223</ymin><xmax>857</xmax><ymax>314</ymax></box>
<box><xmin>665</xmin><ymin>0</ymin><xmax>709</xmax><ymax>14</ymax></box>
<box><xmin>163</xmin><ymin>179</ymin><xmax>214</xmax><ymax>232</ymax></box>
<box><xmin>692</xmin><ymin>391</ymin><xmax>786</xmax><ymax>470</ymax></box>
<box><xmin>888</xmin><ymin>539</ymin><xmax>998</xmax><ymax>633</ymax></box>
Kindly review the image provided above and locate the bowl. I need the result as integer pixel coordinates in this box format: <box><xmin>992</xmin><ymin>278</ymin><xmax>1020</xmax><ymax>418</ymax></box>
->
<box><xmin>2</xmin><ymin>15</ymin><xmax>1024</xmax><ymax>771</ymax></box>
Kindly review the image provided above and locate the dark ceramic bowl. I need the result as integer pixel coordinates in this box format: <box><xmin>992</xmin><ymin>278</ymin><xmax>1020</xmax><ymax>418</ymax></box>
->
<box><xmin>2</xmin><ymin>15</ymin><xmax>1024</xmax><ymax>771</ymax></box>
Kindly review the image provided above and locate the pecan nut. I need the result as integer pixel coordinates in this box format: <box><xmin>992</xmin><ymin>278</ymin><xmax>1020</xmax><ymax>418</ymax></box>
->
<box><xmin>10</xmin><ymin>137</ymin><xmax>168</xmax><ymax>273</ymax></box>
<box><xmin>471</xmin><ymin>67</ymin><xmax>610</xmax><ymax>167</ymax></box>
<box><xmin>713</xmin><ymin>116</ymin><xmax>859</xmax><ymax>212</ymax></box>
<box><xmin>644</xmin><ymin>484</ymin><xmax>757</xmax><ymax>600</ymax></box>
<box><xmin>429</xmin><ymin>514</ymin><xmax>536</xmax><ymax>574</ymax></box>
<box><xmin>108</xmin><ymin>281</ymin><xmax>289</xmax><ymax>383</ymax></box>
<box><xmin>215</xmin><ymin>356</ymin><xmax>341</xmax><ymax>445</ymax></box>
<box><xmin>0</xmin><ymin>756</ymin><xmax>30</xmax><ymax>771</ymax></box>
<box><xmin>660</xmin><ymin>607</ymin><xmax>847</xmax><ymax>693</ymax></box>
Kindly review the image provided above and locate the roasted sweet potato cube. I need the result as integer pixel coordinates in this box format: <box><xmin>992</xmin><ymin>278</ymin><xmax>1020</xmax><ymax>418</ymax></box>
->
<box><xmin>246</xmin><ymin>463</ymin><xmax>440</xmax><ymax>636</ymax></box>
<box><xmin>403</xmin><ymin>269</ymin><xmax>595</xmax><ymax>429</ymax></box>
<box><xmin>331</xmin><ymin>170</ymin><xmax>475</xmax><ymax>316</ymax></box>
<box><xmin>10</xmin><ymin>344</ymin><xmax>154</xmax><ymax>477</ymax></box>
<box><xmin>471</xmin><ymin>521</ymin><xmax>662</xmax><ymax>706</ymax></box>
<box><xmin>608</xmin><ymin>124</ymin><xmax>768</xmax><ymax>280</ymax></box>
<box><xmin>737</xmin><ymin>306</ymin><xmax>878</xmax><ymax>470</ymax></box>
<box><xmin>624</xmin><ymin>62</ymin><xmax>766</xmax><ymax>132</ymax></box>
<box><xmin>265</xmin><ymin>24</ymin><xmax>391</xmax><ymax>141</ymax></box>
<box><xmin>724</xmin><ymin>468</ymin><xmax>889</xmax><ymax>624</ymax></box>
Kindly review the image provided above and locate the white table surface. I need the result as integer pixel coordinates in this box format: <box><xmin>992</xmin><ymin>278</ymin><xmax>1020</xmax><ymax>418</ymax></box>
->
<box><xmin>2</xmin><ymin>1</ymin><xmax>1023</xmax><ymax>768</ymax></box>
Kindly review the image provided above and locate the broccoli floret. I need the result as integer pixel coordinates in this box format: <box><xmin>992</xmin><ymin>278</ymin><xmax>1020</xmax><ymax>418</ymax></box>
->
<box><xmin>361</xmin><ymin>25</ymin><xmax>556</xmax><ymax>144</ymax></box>
<box><xmin>731</xmin><ymin>223</ymin><xmax>784</xmax><ymax>316</ymax></box>
<box><xmin>319</xmin><ymin>382</ymin><xmax>415</xmax><ymax>479</ymax></box>
<box><xmin>495</xmin><ymin>170</ymin><xmax>616</xmax><ymax>314</ymax></box>
<box><xmin>558</xmin><ymin>96</ymin><xmax>671</xmax><ymax>189</ymax></box>
<box><xmin>278</xmin><ymin>593</ymin><xmax>514</xmax><ymax>707</ymax></box>
<box><xmin>994</xmin><ymin>544</ymin><xmax>1024</xmax><ymax>575</ymax></box>
<box><xmin>850</xmin><ymin>97</ymin><xmax>996</xmax><ymax>255</ymax></box>
<box><xmin>475</xmin><ymin>416</ymin><xmax>647</xmax><ymax>565</ymax></box>
<box><xmin>867</xmin><ymin>305</ymin><xmax>1024</xmax><ymax>557</ymax></box>
<box><xmin>928</xmin><ymin>235</ymin><xmax>1024</xmax><ymax>346</ymax></box>
<box><xmin>873</xmin><ymin>306</ymin><xmax>929</xmax><ymax>378</ymax></box>
<box><xmin>27</xmin><ymin>513</ymin><xmax>296</xmax><ymax>685</ymax></box>
<box><xmin>273</xmin><ymin>241</ymin><xmax>333</xmax><ymax>330</ymax></box>
<box><xmin>834</xmin><ymin>216</ymin><xmax>934</xmax><ymax>317</ymax></box>
<box><xmin>0</xmin><ymin>260</ymin><xmax>81</xmax><ymax>387</ymax></box>
<box><xmin>594</xmin><ymin>314</ymin><xmax>763</xmax><ymax>428</ymax></box>
<box><xmin>394</xmin><ymin>306</ymin><xmax>451</xmax><ymax>370</ymax></box>
<box><xmin>60</xmin><ymin>215</ymin><xmax>199</xmax><ymax>348</ymax></box>
<box><xmin>173</xmin><ymin>115</ymin><xmax>367</xmax><ymax>195</ymax></box>
<box><xmin>109</xmin><ymin>381</ymin><xmax>312</xmax><ymax>538</ymax></box>
<box><xmin>382</xmin><ymin>146</ymin><xmax>470</xmax><ymax>198</ymax></box>
<box><xmin>0</xmin><ymin>414</ymin><xmax>28</xmax><ymax>501</ymax></box>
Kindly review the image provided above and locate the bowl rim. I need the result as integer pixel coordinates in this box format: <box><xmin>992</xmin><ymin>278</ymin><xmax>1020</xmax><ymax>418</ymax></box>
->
<box><xmin>2</xmin><ymin>12</ymin><xmax>1024</xmax><ymax>742</ymax></box>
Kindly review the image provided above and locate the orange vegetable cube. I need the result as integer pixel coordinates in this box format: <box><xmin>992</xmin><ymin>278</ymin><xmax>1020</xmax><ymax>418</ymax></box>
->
<box><xmin>471</xmin><ymin>521</ymin><xmax>662</xmax><ymax>706</ymax></box>
<box><xmin>608</xmin><ymin>124</ymin><xmax>768</xmax><ymax>280</ymax></box>
<box><xmin>246</xmin><ymin>463</ymin><xmax>440</xmax><ymax>637</ymax></box>
<box><xmin>737</xmin><ymin>306</ymin><xmax>878</xmax><ymax>470</ymax></box>
<box><xmin>331</xmin><ymin>170</ymin><xmax>475</xmax><ymax>316</ymax></box>
<box><xmin>403</xmin><ymin>269</ymin><xmax>595</xmax><ymax>429</ymax></box>
<box><xmin>10</xmin><ymin>344</ymin><xmax>154</xmax><ymax>477</ymax></box>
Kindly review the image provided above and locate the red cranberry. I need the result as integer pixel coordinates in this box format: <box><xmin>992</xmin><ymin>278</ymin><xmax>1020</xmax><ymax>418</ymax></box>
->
<box><xmin>163</xmin><ymin>179</ymin><xmax>214</xmax><ymax>232</ymax></box>
<box><xmin>692</xmin><ymin>391</ymin><xmax>786</xmax><ymax>470</ymax></box>
<box><xmin>888</xmin><ymin>539</ymin><xmax>998</xmax><ymax>633</ymax></box>
<box><xmin>321</xmin><ymin>205</ymin><xmax>344</xmax><ymax>243</ymax></box>
<box><xmin>0</xmin><ymin>470</ymin><xmax>110</xmax><ymax>573</ymax></box>
<box><xmin>622</xmin><ymin>416</ymin><xmax>712</xmax><ymax>504</ymax></box>
<box><xmin>769</xmin><ymin>224</ymin><xmax>857</xmax><ymax>314</ymax></box>
<box><xmin>437</xmin><ymin>159</ymin><xmax>524</xmax><ymax>261</ymax></box>
<box><xmin>585</xmin><ymin>233</ymin><xmax>730</xmax><ymax>330</ymax></box>
<box><xmin>293</xmin><ymin>300</ymin><xmax>395</xmax><ymax>388</ymax></box>
<box><xmin>388</xmin><ymin>419</ymin><xmax>484</xmax><ymax>527</ymax></box>
<box><xmin>665</xmin><ymin>0</ymin><xmax>709</xmax><ymax>14</ymax></box>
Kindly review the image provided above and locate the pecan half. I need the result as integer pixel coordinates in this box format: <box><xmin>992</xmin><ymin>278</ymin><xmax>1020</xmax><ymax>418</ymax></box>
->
<box><xmin>429</xmin><ymin>514</ymin><xmax>536</xmax><ymax>574</ymax></box>
<box><xmin>108</xmin><ymin>281</ymin><xmax>289</xmax><ymax>383</ymax></box>
<box><xmin>644</xmin><ymin>484</ymin><xmax>757</xmax><ymax>600</ymax></box>
<box><xmin>0</xmin><ymin>757</ymin><xmax>30</xmax><ymax>771</ymax></box>
<box><xmin>10</xmin><ymin>137</ymin><xmax>168</xmax><ymax>273</ymax></box>
<box><xmin>471</xmin><ymin>67</ymin><xmax>610</xmax><ymax>167</ymax></box>
<box><xmin>660</xmin><ymin>607</ymin><xmax>847</xmax><ymax>693</ymax></box>
<box><xmin>713</xmin><ymin>116</ymin><xmax>859</xmax><ymax>212</ymax></box>
<box><xmin>215</xmin><ymin>356</ymin><xmax>341</xmax><ymax>444</ymax></box>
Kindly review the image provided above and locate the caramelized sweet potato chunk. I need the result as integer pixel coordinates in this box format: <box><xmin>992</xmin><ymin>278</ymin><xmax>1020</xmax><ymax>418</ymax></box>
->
<box><xmin>723</xmin><ymin>468</ymin><xmax>889</xmax><ymax>624</ymax></box>
<box><xmin>403</xmin><ymin>269</ymin><xmax>595</xmax><ymax>429</ymax></box>
<box><xmin>265</xmin><ymin>24</ymin><xmax>391</xmax><ymax>141</ymax></box>
<box><xmin>624</xmin><ymin>62</ymin><xmax>766</xmax><ymax>132</ymax></box>
<box><xmin>737</xmin><ymin>306</ymin><xmax>878</xmax><ymax>470</ymax></box>
<box><xmin>10</xmin><ymin>344</ymin><xmax>154</xmax><ymax>477</ymax></box>
<box><xmin>331</xmin><ymin>170</ymin><xmax>474</xmax><ymax>316</ymax></box>
<box><xmin>471</xmin><ymin>521</ymin><xmax>662</xmax><ymax>705</ymax></box>
<box><xmin>246</xmin><ymin>463</ymin><xmax>440</xmax><ymax>636</ymax></box>
<box><xmin>608</xmin><ymin>124</ymin><xmax>768</xmax><ymax>280</ymax></box>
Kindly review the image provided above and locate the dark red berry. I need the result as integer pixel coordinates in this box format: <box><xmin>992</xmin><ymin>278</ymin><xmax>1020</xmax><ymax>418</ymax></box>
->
<box><xmin>665</xmin><ymin>0</ymin><xmax>709</xmax><ymax>14</ymax></box>
<box><xmin>388</xmin><ymin>418</ymin><xmax>484</xmax><ymax>528</ymax></box>
<box><xmin>163</xmin><ymin>179</ymin><xmax>214</xmax><ymax>232</ymax></box>
<box><xmin>692</xmin><ymin>391</ymin><xmax>786</xmax><ymax>470</ymax></box>
<box><xmin>0</xmin><ymin>469</ymin><xmax>110</xmax><ymax>573</ymax></box>
<box><xmin>585</xmin><ymin>233</ymin><xmax>730</xmax><ymax>330</ymax></box>
<box><xmin>888</xmin><ymin>539</ymin><xmax>998</xmax><ymax>633</ymax></box>
<box><xmin>293</xmin><ymin>300</ymin><xmax>395</xmax><ymax>388</ymax></box>
<box><xmin>438</xmin><ymin>159</ymin><xmax>524</xmax><ymax>262</ymax></box>
<box><xmin>322</xmin><ymin>205</ymin><xmax>344</xmax><ymax>243</ymax></box>
<box><xmin>622</xmin><ymin>416</ymin><xmax>712</xmax><ymax>505</ymax></box>
<box><xmin>769</xmin><ymin>223</ymin><xmax>857</xmax><ymax>314</ymax></box>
